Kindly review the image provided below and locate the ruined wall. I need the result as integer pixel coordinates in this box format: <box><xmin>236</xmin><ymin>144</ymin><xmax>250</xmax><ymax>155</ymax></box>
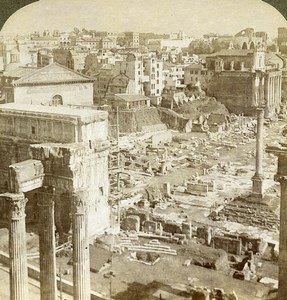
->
<box><xmin>207</xmin><ymin>72</ymin><xmax>254</xmax><ymax>115</ymax></box>
<box><xmin>0</xmin><ymin>137</ymin><xmax>31</xmax><ymax>193</ymax></box>
<box><xmin>0</xmin><ymin>112</ymin><xmax>76</xmax><ymax>143</ymax></box>
<box><xmin>158</xmin><ymin>108</ymin><xmax>192</xmax><ymax>132</ymax></box>
<box><xmin>31</xmin><ymin>142</ymin><xmax>111</xmax><ymax>237</ymax></box>
<box><xmin>211</xmin><ymin>236</ymin><xmax>242</xmax><ymax>255</ymax></box>
<box><xmin>112</xmin><ymin>107</ymin><xmax>166</xmax><ymax>135</ymax></box>
<box><xmin>0</xmin><ymin>137</ymin><xmax>111</xmax><ymax>233</ymax></box>
<box><xmin>0</xmin><ymin>105</ymin><xmax>108</xmax><ymax>144</ymax></box>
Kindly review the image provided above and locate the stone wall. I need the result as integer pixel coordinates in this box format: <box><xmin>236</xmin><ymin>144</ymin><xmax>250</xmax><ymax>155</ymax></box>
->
<box><xmin>158</xmin><ymin>107</ymin><xmax>193</xmax><ymax>132</ymax></box>
<box><xmin>112</xmin><ymin>107</ymin><xmax>166</xmax><ymax>135</ymax></box>
<box><xmin>31</xmin><ymin>142</ymin><xmax>110</xmax><ymax>237</ymax></box>
<box><xmin>211</xmin><ymin>235</ymin><xmax>242</xmax><ymax>255</ymax></box>
<box><xmin>207</xmin><ymin>72</ymin><xmax>254</xmax><ymax>115</ymax></box>
<box><xmin>0</xmin><ymin>137</ymin><xmax>31</xmax><ymax>193</ymax></box>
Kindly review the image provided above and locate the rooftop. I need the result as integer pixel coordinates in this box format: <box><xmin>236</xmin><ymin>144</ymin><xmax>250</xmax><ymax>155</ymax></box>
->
<box><xmin>4</xmin><ymin>66</ymin><xmax>39</xmax><ymax>78</ymax></box>
<box><xmin>12</xmin><ymin>63</ymin><xmax>93</xmax><ymax>86</ymax></box>
<box><xmin>0</xmin><ymin>103</ymin><xmax>108</xmax><ymax>121</ymax></box>
<box><xmin>206</xmin><ymin>49</ymin><xmax>254</xmax><ymax>57</ymax></box>
<box><xmin>114</xmin><ymin>94</ymin><xmax>150</xmax><ymax>102</ymax></box>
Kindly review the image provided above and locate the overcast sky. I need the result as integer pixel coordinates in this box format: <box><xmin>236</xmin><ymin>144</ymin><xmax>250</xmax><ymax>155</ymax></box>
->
<box><xmin>1</xmin><ymin>0</ymin><xmax>286</xmax><ymax>38</ymax></box>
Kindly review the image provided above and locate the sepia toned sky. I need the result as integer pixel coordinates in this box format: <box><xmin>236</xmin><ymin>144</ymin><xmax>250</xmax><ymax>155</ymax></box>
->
<box><xmin>0</xmin><ymin>0</ymin><xmax>286</xmax><ymax>38</ymax></box>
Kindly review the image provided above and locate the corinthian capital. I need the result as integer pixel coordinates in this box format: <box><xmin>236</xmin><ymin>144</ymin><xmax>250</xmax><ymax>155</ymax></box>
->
<box><xmin>3</xmin><ymin>193</ymin><xmax>28</xmax><ymax>220</ymax></box>
<box><xmin>72</xmin><ymin>190</ymin><xmax>88</xmax><ymax>214</ymax></box>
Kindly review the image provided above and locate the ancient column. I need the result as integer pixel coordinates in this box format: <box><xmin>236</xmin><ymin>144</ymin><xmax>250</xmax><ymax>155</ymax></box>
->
<box><xmin>266</xmin><ymin>145</ymin><xmax>287</xmax><ymax>300</ymax></box>
<box><xmin>278</xmin><ymin>176</ymin><xmax>287</xmax><ymax>300</ymax></box>
<box><xmin>72</xmin><ymin>191</ymin><xmax>90</xmax><ymax>300</ymax></box>
<box><xmin>3</xmin><ymin>193</ymin><xmax>28</xmax><ymax>300</ymax></box>
<box><xmin>252</xmin><ymin>107</ymin><xmax>264</xmax><ymax>197</ymax></box>
<box><xmin>37</xmin><ymin>186</ymin><xmax>57</xmax><ymax>300</ymax></box>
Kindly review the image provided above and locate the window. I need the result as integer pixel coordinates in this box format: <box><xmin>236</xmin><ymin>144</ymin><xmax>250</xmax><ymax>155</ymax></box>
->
<box><xmin>51</xmin><ymin>95</ymin><xmax>63</xmax><ymax>106</ymax></box>
<box><xmin>99</xmin><ymin>186</ymin><xmax>104</xmax><ymax>196</ymax></box>
<box><xmin>31</xmin><ymin>126</ymin><xmax>36</xmax><ymax>134</ymax></box>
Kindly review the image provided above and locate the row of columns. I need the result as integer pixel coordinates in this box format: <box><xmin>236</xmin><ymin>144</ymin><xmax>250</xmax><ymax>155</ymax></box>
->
<box><xmin>0</xmin><ymin>188</ymin><xmax>91</xmax><ymax>300</ymax></box>
<box><xmin>268</xmin><ymin>75</ymin><xmax>281</xmax><ymax>109</ymax></box>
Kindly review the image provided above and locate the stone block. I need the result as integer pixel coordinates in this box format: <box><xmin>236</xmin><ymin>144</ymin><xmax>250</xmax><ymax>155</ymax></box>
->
<box><xmin>182</xmin><ymin>222</ymin><xmax>192</xmax><ymax>239</ymax></box>
<box><xmin>121</xmin><ymin>215</ymin><xmax>140</xmax><ymax>232</ymax></box>
<box><xmin>163</xmin><ymin>222</ymin><xmax>182</xmax><ymax>235</ymax></box>
<box><xmin>142</xmin><ymin>220</ymin><xmax>163</xmax><ymax>235</ymax></box>
<box><xmin>9</xmin><ymin>159</ymin><xmax>44</xmax><ymax>193</ymax></box>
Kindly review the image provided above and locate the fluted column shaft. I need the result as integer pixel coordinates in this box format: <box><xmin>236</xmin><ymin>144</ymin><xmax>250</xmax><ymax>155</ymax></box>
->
<box><xmin>252</xmin><ymin>108</ymin><xmax>264</xmax><ymax>197</ymax></box>
<box><xmin>278</xmin><ymin>177</ymin><xmax>287</xmax><ymax>300</ymax></box>
<box><xmin>2</xmin><ymin>193</ymin><xmax>29</xmax><ymax>300</ymax></box>
<box><xmin>72</xmin><ymin>191</ymin><xmax>90</xmax><ymax>300</ymax></box>
<box><xmin>255</xmin><ymin>108</ymin><xmax>264</xmax><ymax>177</ymax></box>
<box><xmin>38</xmin><ymin>186</ymin><xmax>57</xmax><ymax>300</ymax></box>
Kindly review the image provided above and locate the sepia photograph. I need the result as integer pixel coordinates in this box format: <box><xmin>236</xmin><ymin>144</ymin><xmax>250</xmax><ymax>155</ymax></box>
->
<box><xmin>0</xmin><ymin>0</ymin><xmax>287</xmax><ymax>299</ymax></box>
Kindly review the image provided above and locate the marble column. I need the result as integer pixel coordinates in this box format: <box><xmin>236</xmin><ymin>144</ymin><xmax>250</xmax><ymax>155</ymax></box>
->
<box><xmin>72</xmin><ymin>191</ymin><xmax>90</xmax><ymax>300</ymax></box>
<box><xmin>252</xmin><ymin>107</ymin><xmax>264</xmax><ymax>197</ymax></box>
<box><xmin>37</xmin><ymin>186</ymin><xmax>57</xmax><ymax>300</ymax></box>
<box><xmin>266</xmin><ymin>145</ymin><xmax>287</xmax><ymax>300</ymax></box>
<box><xmin>1</xmin><ymin>193</ymin><xmax>29</xmax><ymax>300</ymax></box>
<box><xmin>278</xmin><ymin>176</ymin><xmax>287</xmax><ymax>300</ymax></box>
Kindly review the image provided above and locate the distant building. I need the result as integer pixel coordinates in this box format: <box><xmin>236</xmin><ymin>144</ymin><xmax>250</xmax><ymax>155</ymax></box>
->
<box><xmin>112</xmin><ymin>94</ymin><xmax>150</xmax><ymax>109</ymax></box>
<box><xmin>113</xmin><ymin>54</ymin><xmax>147</xmax><ymax>94</ymax></box>
<box><xmin>37</xmin><ymin>48</ymin><xmax>54</xmax><ymax>67</ymax></box>
<box><xmin>100</xmin><ymin>37</ymin><xmax>116</xmax><ymax>50</ymax></box>
<box><xmin>163</xmin><ymin>62</ymin><xmax>187</xmax><ymax>91</ymax></box>
<box><xmin>278</xmin><ymin>27</ymin><xmax>287</xmax><ymax>55</ymax></box>
<box><xmin>184</xmin><ymin>63</ymin><xmax>213</xmax><ymax>90</ymax></box>
<box><xmin>143</xmin><ymin>57</ymin><xmax>165</xmax><ymax>97</ymax></box>
<box><xmin>206</xmin><ymin>47</ymin><xmax>282</xmax><ymax>116</ymax></box>
<box><xmin>124</xmin><ymin>32</ymin><xmax>140</xmax><ymax>48</ymax></box>
<box><xmin>9</xmin><ymin>63</ymin><xmax>94</xmax><ymax>106</ymax></box>
<box><xmin>1</xmin><ymin>66</ymin><xmax>38</xmax><ymax>103</ymax></box>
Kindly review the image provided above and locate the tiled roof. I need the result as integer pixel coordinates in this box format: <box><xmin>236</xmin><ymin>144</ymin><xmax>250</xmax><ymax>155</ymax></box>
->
<box><xmin>4</xmin><ymin>66</ymin><xmax>39</xmax><ymax>78</ymax></box>
<box><xmin>206</xmin><ymin>49</ymin><xmax>253</xmax><ymax>57</ymax></box>
<box><xmin>115</xmin><ymin>94</ymin><xmax>150</xmax><ymax>102</ymax></box>
<box><xmin>13</xmin><ymin>63</ymin><xmax>93</xmax><ymax>85</ymax></box>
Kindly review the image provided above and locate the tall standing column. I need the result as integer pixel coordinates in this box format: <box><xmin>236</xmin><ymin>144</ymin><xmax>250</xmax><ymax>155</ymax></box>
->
<box><xmin>278</xmin><ymin>176</ymin><xmax>287</xmax><ymax>300</ymax></box>
<box><xmin>252</xmin><ymin>107</ymin><xmax>264</xmax><ymax>198</ymax></box>
<box><xmin>72</xmin><ymin>191</ymin><xmax>90</xmax><ymax>300</ymax></box>
<box><xmin>38</xmin><ymin>186</ymin><xmax>57</xmax><ymax>300</ymax></box>
<box><xmin>266</xmin><ymin>144</ymin><xmax>287</xmax><ymax>300</ymax></box>
<box><xmin>1</xmin><ymin>193</ymin><xmax>29</xmax><ymax>300</ymax></box>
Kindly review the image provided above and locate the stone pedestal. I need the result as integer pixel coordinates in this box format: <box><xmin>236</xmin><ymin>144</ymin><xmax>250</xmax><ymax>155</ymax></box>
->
<box><xmin>252</xmin><ymin>107</ymin><xmax>264</xmax><ymax>197</ymax></box>
<box><xmin>37</xmin><ymin>186</ymin><xmax>57</xmax><ymax>300</ymax></box>
<box><xmin>72</xmin><ymin>191</ymin><xmax>90</xmax><ymax>300</ymax></box>
<box><xmin>0</xmin><ymin>193</ymin><xmax>29</xmax><ymax>300</ymax></box>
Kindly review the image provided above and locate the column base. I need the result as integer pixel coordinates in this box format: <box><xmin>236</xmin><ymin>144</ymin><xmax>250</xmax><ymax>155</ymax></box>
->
<box><xmin>252</xmin><ymin>174</ymin><xmax>264</xmax><ymax>198</ymax></box>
